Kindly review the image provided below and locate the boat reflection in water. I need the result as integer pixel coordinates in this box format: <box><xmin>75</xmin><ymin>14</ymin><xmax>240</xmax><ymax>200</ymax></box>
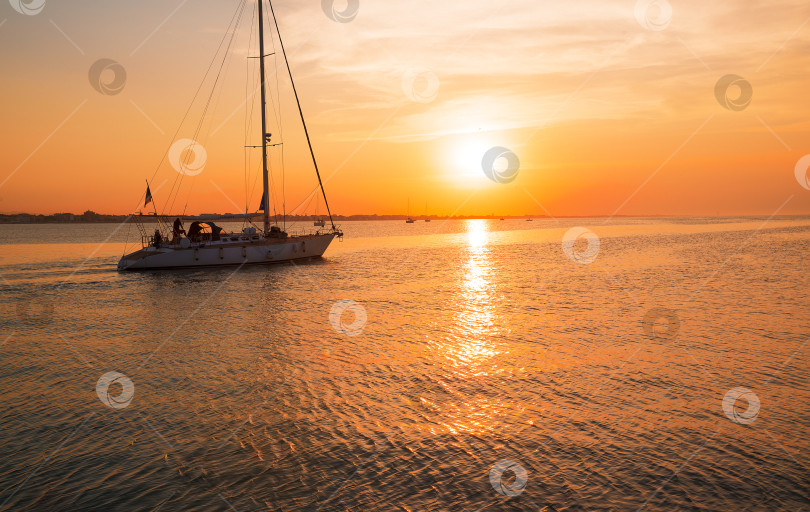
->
<box><xmin>420</xmin><ymin>220</ymin><xmax>528</xmax><ymax>435</ymax></box>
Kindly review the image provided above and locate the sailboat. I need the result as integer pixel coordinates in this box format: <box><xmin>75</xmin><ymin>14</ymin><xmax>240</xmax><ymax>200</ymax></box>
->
<box><xmin>405</xmin><ymin>199</ymin><xmax>415</xmax><ymax>224</ymax></box>
<box><xmin>118</xmin><ymin>0</ymin><xmax>341</xmax><ymax>271</ymax></box>
<box><xmin>424</xmin><ymin>200</ymin><xmax>430</xmax><ymax>222</ymax></box>
<box><xmin>313</xmin><ymin>198</ymin><xmax>325</xmax><ymax>227</ymax></box>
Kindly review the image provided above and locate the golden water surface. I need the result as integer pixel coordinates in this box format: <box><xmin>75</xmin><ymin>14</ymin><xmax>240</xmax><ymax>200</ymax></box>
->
<box><xmin>0</xmin><ymin>217</ymin><xmax>808</xmax><ymax>511</ymax></box>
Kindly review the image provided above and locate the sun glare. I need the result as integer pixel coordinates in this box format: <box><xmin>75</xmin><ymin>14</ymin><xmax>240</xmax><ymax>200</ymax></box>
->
<box><xmin>448</xmin><ymin>139</ymin><xmax>494</xmax><ymax>185</ymax></box>
<box><xmin>466</xmin><ymin>218</ymin><xmax>489</xmax><ymax>248</ymax></box>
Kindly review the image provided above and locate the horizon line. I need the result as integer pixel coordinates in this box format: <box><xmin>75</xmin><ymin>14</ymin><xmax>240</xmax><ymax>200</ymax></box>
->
<box><xmin>2</xmin><ymin>211</ymin><xmax>810</xmax><ymax>219</ymax></box>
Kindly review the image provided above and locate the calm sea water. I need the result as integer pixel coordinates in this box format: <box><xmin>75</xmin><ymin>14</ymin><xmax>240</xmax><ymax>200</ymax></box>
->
<box><xmin>0</xmin><ymin>217</ymin><xmax>808</xmax><ymax>511</ymax></box>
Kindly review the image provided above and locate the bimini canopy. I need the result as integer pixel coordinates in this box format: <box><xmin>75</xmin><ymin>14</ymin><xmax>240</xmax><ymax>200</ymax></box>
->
<box><xmin>201</xmin><ymin>222</ymin><xmax>224</xmax><ymax>240</ymax></box>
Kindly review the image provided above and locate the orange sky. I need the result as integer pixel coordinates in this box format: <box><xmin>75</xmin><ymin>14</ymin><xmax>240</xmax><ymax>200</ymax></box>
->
<box><xmin>1</xmin><ymin>0</ymin><xmax>809</xmax><ymax>217</ymax></box>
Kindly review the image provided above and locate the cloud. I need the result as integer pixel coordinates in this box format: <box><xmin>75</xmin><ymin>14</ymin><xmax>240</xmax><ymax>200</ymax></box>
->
<box><xmin>257</xmin><ymin>0</ymin><xmax>809</xmax><ymax>143</ymax></box>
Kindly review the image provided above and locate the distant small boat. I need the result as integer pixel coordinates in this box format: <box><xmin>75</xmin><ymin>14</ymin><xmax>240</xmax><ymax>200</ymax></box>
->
<box><xmin>499</xmin><ymin>218</ymin><xmax>505</xmax><ymax>221</ymax></box>
<box><xmin>525</xmin><ymin>218</ymin><xmax>533</xmax><ymax>221</ymax></box>
<box><xmin>424</xmin><ymin>218</ymin><xmax>431</xmax><ymax>222</ymax></box>
<box><xmin>313</xmin><ymin>218</ymin><xmax>325</xmax><ymax>227</ymax></box>
<box><xmin>406</xmin><ymin>218</ymin><xmax>416</xmax><ymax>223</ymax></box>
<box><xmin>406</xmin><ymin>199</ymin><xmax>415</xmax><ymax>223</ymax></box>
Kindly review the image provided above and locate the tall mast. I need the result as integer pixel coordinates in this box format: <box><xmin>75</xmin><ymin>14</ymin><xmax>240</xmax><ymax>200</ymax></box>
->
<box><xmin>268</xmin><ymin>0</ymin><xmax>337</xmax><ymax>231</ymax></box>
<box><xmin>258</xmin><ymin>0</ymin><xmax>270</xmax><ymax>234</ymax></box>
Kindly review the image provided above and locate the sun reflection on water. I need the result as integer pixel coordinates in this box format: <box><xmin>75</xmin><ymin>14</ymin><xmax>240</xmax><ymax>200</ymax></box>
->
<box><xmin>434</xmin><ymin>219</ymin><xmax>499</xmax><ymax>370</ymax></box>
<box><xmin>419</xmin><ymin>219</ymin><xmax>526</xmax><ymax>435</ymax></box>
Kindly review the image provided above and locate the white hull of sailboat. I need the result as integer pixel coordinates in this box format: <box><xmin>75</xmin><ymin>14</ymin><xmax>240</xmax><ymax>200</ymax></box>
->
<box><xmin>118</xmin><ymin>233</ymin><xmax>336</xmax><ymax>271</ymax></box>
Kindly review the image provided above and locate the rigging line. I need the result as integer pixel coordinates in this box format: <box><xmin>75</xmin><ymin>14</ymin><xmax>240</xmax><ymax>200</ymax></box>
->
<box><xmin>285</xmin><ymin>186</ymin><xmax>321</xmax><ymax>216</ymax></box>
<box><xmin>281</xmin><ymin>128</ymin><xmax>286</xmax><ymax>230</ymax></box>
<box><xmin>270</xmin><ymin>154</ymin><xmax>278</xmax><ymax>220</ymax></box>
<box><xmin>260</xmin><ymin>3</ymin><xmax>280</xmax><ymax>225</ymax></box>
<box><xmin>191</xmin><ymin>1</ymin><xmax>249</xmax><ymax>217</ymax></box>
<box><xmin>244</xmin><ymin>4</ymin><xmax>256</xmax><ymax>217</ymax></box>
<box><xmin>257</xmin><ymin>0</ymin><xmax>278</xmax><ymax>224</ymax></box>
<box><xmin>267</xmin><ymin>0</ymin><xmax>337</xmax><ymax>231</ymax></box>
<box><xmin>163</xmin><ymin>2</ymin><xmax>246</xmax><ymax>219</ymax></box>
<box><xmin>268</xmin><ymin>26</ymin><xmax>286</xmax><ymax>230</ymax></box>
<box><xmin>244</xmin><ymin>82</ymin><xmax>262</xmax><ymax>219</ymax></box>
<box><xmin>165</xmin><ymin>0</ymin><xmax>247</xmax><ymax>217</ymax></box>
<box><xmin>264</xmin><ymin>29</ymin><xmax>282</xmax><ymax>224</ymax></box>
<box><xmin>267</xmin><ymin>21</ymin><xmax>284</xmax><ymax>137</ymax></box>
<box><xmin>165</xmin><ymin>0</ymin><xmax>248</xmax><ymax>217</ymax></box>
<box><xmin>208</xmin><ymin>2</ymin><xmax>248</xmax><ymax>136</ymax></box>
<box><xmin>247</xmin><ymin>73</ymin><xmax>262</xmax><ymax>213</ymax></box>
<box><xmin>181</xmin><ymin>0</ymin><xmax>247</xmax><ymax>194</ymax></box>
<box><xmin>245</xmin><ymin>38</ymin><xmax>261</xmax><ymax>216</ymax></box>
<box><xmin>151</xmin><ymin>0</ymin><xmax>247</xmax><ymax>208</ymax></box>
<box><xmin>262</xmin><ymin>5</ymin><xmax>281</xmax><ymax>227</ymax></box>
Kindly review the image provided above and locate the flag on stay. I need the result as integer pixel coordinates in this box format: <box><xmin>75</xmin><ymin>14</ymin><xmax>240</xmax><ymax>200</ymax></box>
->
<box><xmin>144</xmin><ymin>184</ymin><xmax>153</xmax><ymax>207</ymax></box>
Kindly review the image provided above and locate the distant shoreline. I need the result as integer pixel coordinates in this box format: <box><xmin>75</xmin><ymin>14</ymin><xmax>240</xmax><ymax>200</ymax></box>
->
<box><xmin>1</xmin><ymin>212</ymin><xmax>807</xmax><ymax>224</ymax></box>
<box><xmin>0</xmin><ymin>213</ymin><xmax>544</xmax><ymax>224</ymax></box>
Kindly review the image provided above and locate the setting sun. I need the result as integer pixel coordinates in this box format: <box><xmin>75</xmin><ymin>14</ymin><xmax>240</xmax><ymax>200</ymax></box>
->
<box><xmin>447</xmin><ymin>139</ymin><xmax>497</xmax><ymax>186</ymax></box>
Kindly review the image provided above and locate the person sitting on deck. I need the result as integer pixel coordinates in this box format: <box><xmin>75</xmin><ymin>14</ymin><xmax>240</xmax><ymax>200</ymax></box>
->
<box><xmin>153</xmin><ymin>229</ymin><xmax>162</xmax><ymax>247</ymax></box>
<box><xmin>172</xmin><ymin>218</ymin><xmax>186</xmax><ymax>241</ymax></box>
<box><xmin>187</xmin><ymin>221</ymin><xmax>202</xmax><ymax>242</ymax></box>
<box><xmin>207</xmin><ymin>222</ymin><xmax>223</xmax><ymax>241</ymax></box>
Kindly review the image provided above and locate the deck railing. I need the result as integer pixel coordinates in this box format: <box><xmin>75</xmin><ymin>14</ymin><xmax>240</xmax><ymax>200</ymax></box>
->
<box><xmin>140</xmin><ymin>226</ymin><xmax>342</xmax><ymax>248</ymax></box>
